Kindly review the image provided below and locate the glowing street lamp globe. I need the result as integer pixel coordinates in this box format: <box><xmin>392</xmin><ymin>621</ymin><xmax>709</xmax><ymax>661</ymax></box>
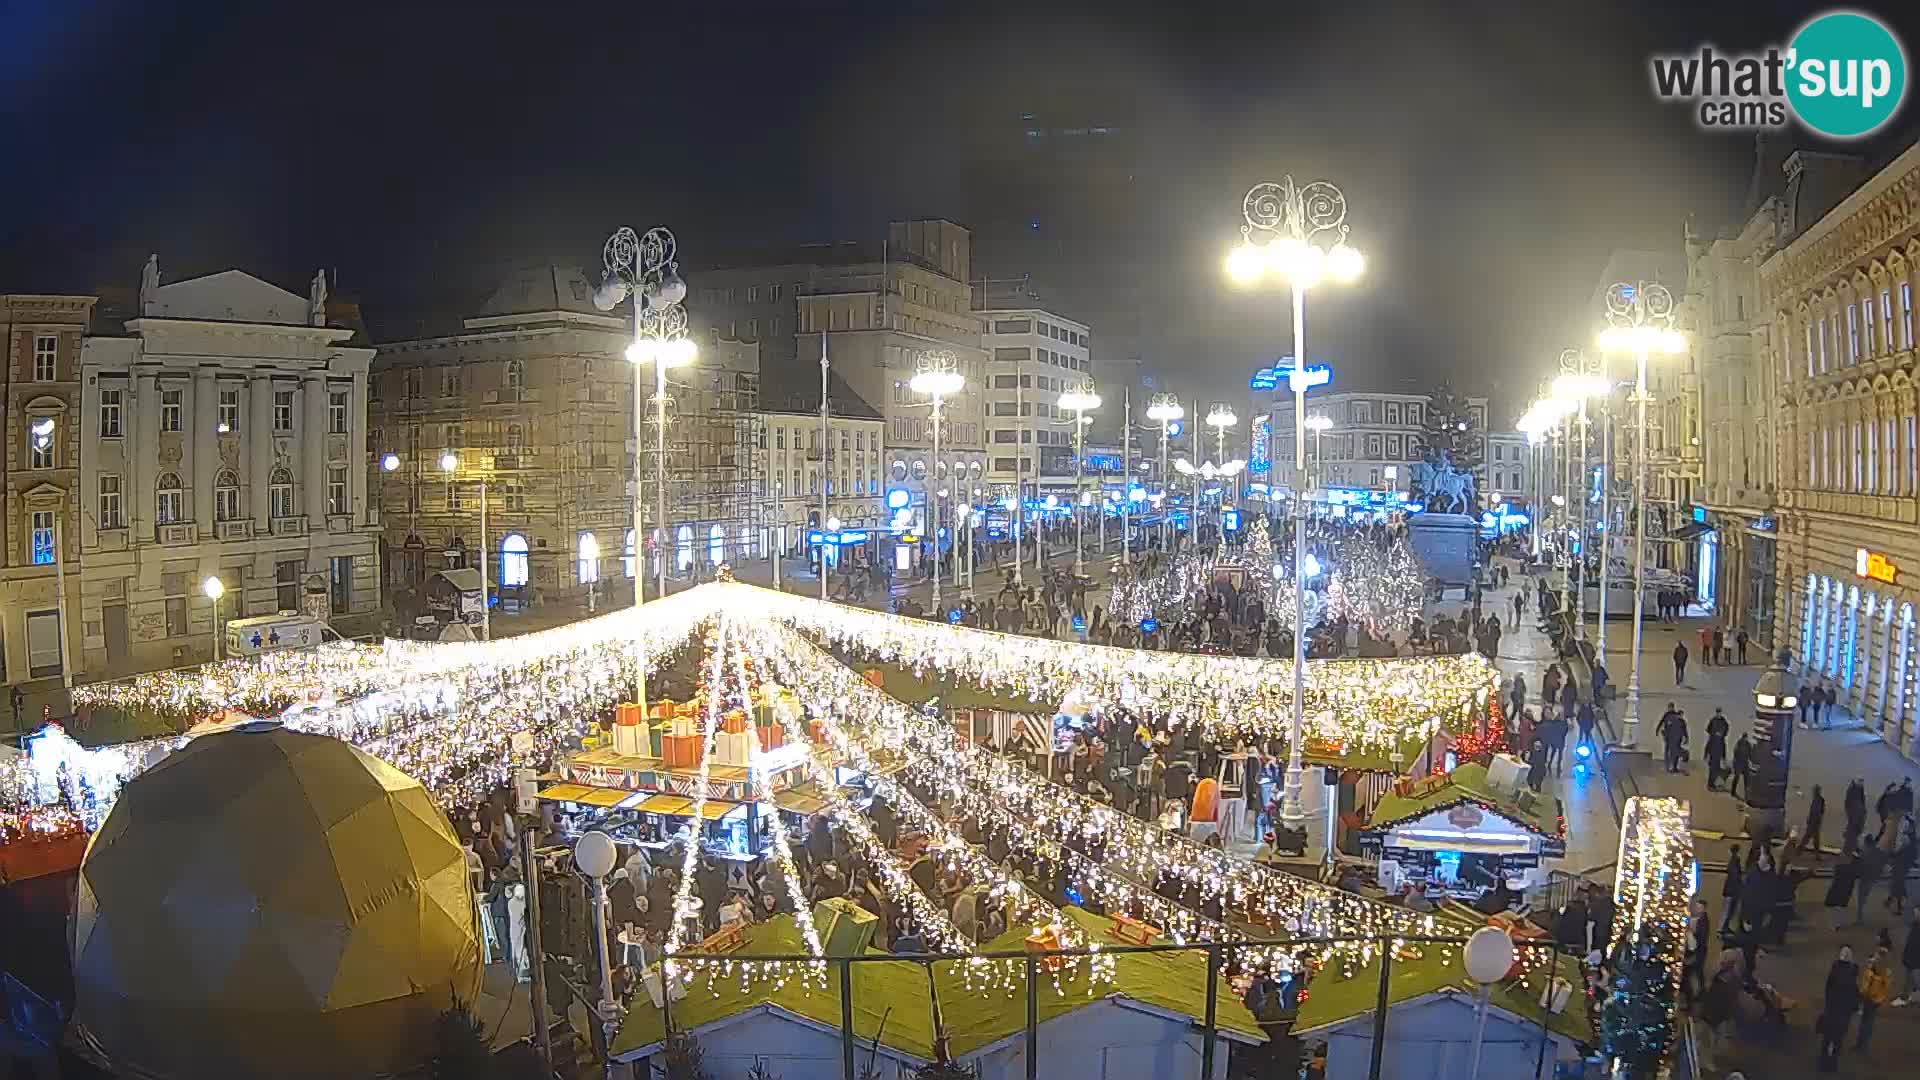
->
<box><xmin>439</xmin><ymin>452</ymin><xmax>458</xmax><ymax>474</ymax></box>
<box><xmin>1303</xmin><ymin>415</ymin><xmax>1333</xmax><ymax>433</ymax></box>
<box><xmin>1145</xmin><ymin>397</ymin><xmax>1184</xmax><ymax>424</ymax></box>
<box><xmin>1057</xmin><ymin>388</ymin><xmax>1102</xmax><ymax>413</ymax></box>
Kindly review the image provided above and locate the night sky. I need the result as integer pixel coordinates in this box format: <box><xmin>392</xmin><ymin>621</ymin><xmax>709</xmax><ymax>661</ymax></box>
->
<box><xmin>4</xmin><ymin>0</ymin><xmax>1917</xmax><ymax>420</ymax></box>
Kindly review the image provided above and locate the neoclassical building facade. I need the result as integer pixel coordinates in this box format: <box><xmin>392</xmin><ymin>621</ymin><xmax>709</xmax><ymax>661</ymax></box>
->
<box><xmin>1762</xmin><ymin>143</ymin><xmax>1920</xmax><ymax>759</ymax></box>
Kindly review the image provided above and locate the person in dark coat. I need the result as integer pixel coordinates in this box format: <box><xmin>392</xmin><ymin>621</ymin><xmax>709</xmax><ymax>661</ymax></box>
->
<box><xmin>1672</xmin><ymin>640</ymin><xmax>1690</xmax><ymax>684</ymax></box>
<box><xmin>1845</xmin><ymin>779</ymin><xmax>1869</xmax><ymax>856</ymax></box>
<box><xmin>1826</xmin><ymin>854</ymin><xmax>1860</xmax><ymax>927</ymax></box>
<box><xmin>1817</xmin><ymin>946</ymin><xmax>1861</xmax><ymax>1072</ymax></box>
<box><xmin>1730</xmin><ymin>733</ymin><xmax>1753</xmax><ymax>800</ymax></box>
<box><xmin>1525</xmin><ymin>737</ymin><xmax>1548</xmax><ymax>793</ymax></box>
<box><xmin>1855</xmin><ymin>839</ymin><xmax>1888</xmax><ymax>925</ymax></box>
<box><xmin>1887</xmin><ymin>831</ymin><xmax>1915</xmax><ymax>918</ymax></box>
<box><xmin>1899</xmin><ymin>911</ymin><xmax>1920</xmax><ymax>1006</ymax></box>
<box><xmin>1704</xmin><ymin>724</ymin><xmax>1728</xmax><ymax>791</ymax></box>
<box><xmin>1721</xmin><ymin>843</ymin><xmax>1746</xmax><ymax>933</ymax></box>
<box><xmin>1800</xmin><ymin>680</ymin><xmax>1816</xmax><ymax>728</ymax></box>
<box><xmin>1806</xmin><ymin>784</ymin><xmax>1828</xmax><ymax>853</ymax></box>
<box><xmin>1657</xmin><ymin>705</ymin><xmax>1688</xmax><ymax>773</ymax></box>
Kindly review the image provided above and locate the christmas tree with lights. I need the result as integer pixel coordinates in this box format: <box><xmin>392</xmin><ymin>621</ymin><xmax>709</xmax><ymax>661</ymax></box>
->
<box><xmin>1598</xmin><ymin>926</ymin><xmax>1678</xmax><ymax>1079</ymax></box>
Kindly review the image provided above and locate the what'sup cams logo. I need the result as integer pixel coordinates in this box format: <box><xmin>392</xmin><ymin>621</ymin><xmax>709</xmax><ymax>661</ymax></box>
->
<box><xmin>1651</xmin><ymin>10</ymin><xmax>1907</xmax><ymax>138</ymax></box>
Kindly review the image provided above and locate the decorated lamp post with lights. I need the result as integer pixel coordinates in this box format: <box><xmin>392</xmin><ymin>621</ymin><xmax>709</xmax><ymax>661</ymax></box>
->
<box><xmin>1596</xmin><ymin>281</ymin><xmax>1687</xmax><ymax>750</ymax></box>
<box><xmin>1227</xmin><ymin>176</ymin><xmax>1363</xmax><ymax>831</ymax></box>
<box><xmin>1146</xmin><ymin>395</ymin><xmax>1184</xmax><ymax>551</ymax></box>
<box><xmin>1553</xmin><ymin>354</ymin><xmax>1609</xmax><ymax>646</ymax></box>
<box><xmin>203</xmin><ymin>576</ymin><xmax>227</xmax><ymax>663</ymax></box>
<box><xmin>597</xmin><ymin>225</ymin><xmax>693</xmax><ymax>716</ymax></box>
<box><xmin>1303</xmin><ymin>414</ymin><xmax>1333</xmax><ymax>492</ymax></box>
<box><xmin>1058</xmin><ymin>382</ymin><xmax>1102</xmax><ymax>576</ymax></box>
<box><xmin>910</xmin><ymin>352</ymin><xmax>965</xmax><ymax>612</ymax></box>
<box><xmin>1204</xmin><ymin>403</ymin><xmax>1238</xmax><ymax>528</ymax></box>
<box><xmin>440</xmin><ymin>452</ymin><xmax>491</xmax><ymax>640</ymax></box>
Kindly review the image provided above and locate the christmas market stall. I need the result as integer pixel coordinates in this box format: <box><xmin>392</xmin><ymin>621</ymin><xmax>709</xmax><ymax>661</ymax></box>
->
<box><xmin>1289</xmin><ymin>941</ymin><xmax>1591</xmax><ymax>1080</ymax></box>
<box><xmin>610</xmin><ymin>907</ymin><xmax>1264</xmax><ymax>1080</ymax></box>
<box><xmin>1358</xmin><ymin>762</ymin><xmax>1566</xmax><ymax>902</ymax></box>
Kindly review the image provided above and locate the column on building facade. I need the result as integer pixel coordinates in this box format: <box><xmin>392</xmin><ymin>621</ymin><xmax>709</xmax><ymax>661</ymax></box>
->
<box><xmin>250</xmin><ymin>373</ymin><xmax>274</xmax><ymax>530</ymax></box>
<box><xmin>302</xmin><ymin>373</ymin><xmax>327</xmax><ymax>522</ymax></box>
<box><xmin>134</xmin><ymin>369</ymin><xmax>159</xmax><ymax>536</ymax></box>
<box><xmin>349</xmin><ymin>372</ymin><xmax>368</xmax><ymax>523</ymax></box>
<box><xmin>192</xmin><ymin>368</ymin><xmax>217</xmax><ymax>531</ymax></box>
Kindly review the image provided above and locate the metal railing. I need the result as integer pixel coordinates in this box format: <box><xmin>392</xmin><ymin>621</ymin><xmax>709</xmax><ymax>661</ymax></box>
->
<box><xmin>600</xmin><ymin>933</ymin><xmax>1581</xmax><ymax>1080</ymax></box>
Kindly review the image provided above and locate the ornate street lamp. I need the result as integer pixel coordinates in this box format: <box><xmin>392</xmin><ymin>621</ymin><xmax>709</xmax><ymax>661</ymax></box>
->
<box><xmin>910</xmin><ymin>351</ymin><xmax>965</xmax><ymax>611</ymax></box>
<box><xmin>1226</xmin><ymin>176</ymin><xmax>1363</xmax><ymax>833</ymax></box>
<box><xmin>1058</xmin><ymin>382</ymin><xmax>1102</xmax><ymax>575</ymax></box>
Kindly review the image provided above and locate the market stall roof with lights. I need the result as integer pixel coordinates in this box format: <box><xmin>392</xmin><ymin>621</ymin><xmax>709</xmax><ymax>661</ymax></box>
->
<box><xmin>1362</xmin><ymin>762</ymin><xmax>1565</xmax><ymax>852</ymax></box>
<box><xmin>738</xmin><ymin>584</ymin><xmax>1499</xmax><ymax>753</ymax></box>
<box><xmin>611</xmin><ymin>907</ymin><xmax>1265</xmax><ymax>1064</ymax></box>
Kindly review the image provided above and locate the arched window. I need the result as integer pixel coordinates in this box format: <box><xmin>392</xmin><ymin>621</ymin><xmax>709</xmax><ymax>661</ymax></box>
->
<box><xmin>624</xmin><ymin>528</ymin><xmax>636</xmax><ymax>579</ymax></box>
<box><xmin>155</xmin><ymin>472</ymin><xmax>184</xmax><ymax>524</ymax></box>
<box><xmin>708</xmin><ymin>524</ymin><xmax>725</xmax><ymax>565</ymax></box>
<box><xmin>505</xmin><ymin>423</ymin><xmax>524</xmax><ymax>451</ymax></box>
<box><xmin>577</xmin><ymin>531</ymin><xmax>600</xmax><ymax>584</ymax></box>
<box><xmin>501</xmin><ymin>533</ymin><xmax>530</xmax><ymax>587</ymax></box>
<box><xmin>651</xmin><ymin>528</ymin><xmax>663</xmax><ymax>577</ymax></box>
<box><xmin>738</xmin><ymin>525</ymin><xmax>754</xmax><ymax>560</ymax></box>
<box><xmin>213</xmin><ymin>470</ymin><xmax>240</xmax><ymax>522</ymax></box>
<box><xmin>269</xmin><ymin>466</ymin><xmax>295</xmax><ymax>519</ymax></box>
<box><xmin>505</xmin><ymin>359</ymin><xmax>526</xmax><ymax>392</ymax></box>
<box><xmin>677</xmin><ymin>525</ymin><xmax>693</xmax><ymax>571</ymax></box>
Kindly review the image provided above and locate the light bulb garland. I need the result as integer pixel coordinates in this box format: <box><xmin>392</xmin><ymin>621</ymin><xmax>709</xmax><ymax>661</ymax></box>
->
<box><xmin>1601</xmin><ymin>796</ymin><xmax>1693</xmax><ymax>1076</ymax></box>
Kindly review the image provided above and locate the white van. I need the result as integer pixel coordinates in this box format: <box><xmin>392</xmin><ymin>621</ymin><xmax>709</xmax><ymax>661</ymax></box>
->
<box><xmin>224</xmin><ymin>612</ymin><xmax>344</xmax><ymax>657</ymax></box>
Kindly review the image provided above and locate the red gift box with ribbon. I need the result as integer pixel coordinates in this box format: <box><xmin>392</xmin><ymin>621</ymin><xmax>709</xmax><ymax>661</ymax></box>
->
<box><xmin>722</xmin><ymin>711</ymin><xmax>749</xmax><ymax>736</ymax></box>
<box><xmin>757</xmin><ymin>723</ymin><xmax>785</xmax><ymax>751</ymax></box>
<box><xmin>662</xmin><ymin>733</ymin><xmax>702</xmax><ymax>769</ymax></box>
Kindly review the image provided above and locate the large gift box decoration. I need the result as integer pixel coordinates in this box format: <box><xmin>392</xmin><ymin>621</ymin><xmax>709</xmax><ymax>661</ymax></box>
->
<box><xmin>756</xmin><ymin>723</ymin><xmax>785</xmax><ymax>751</ymax></box>
<box><xmin>714</xmin><ymin>730</ymin><xmax>754</xmax><ymax>767</ymax></box>
<box><xmin>613</xmin><ymin>702</ymin><xmax>646</xmax><ymax>756</ymax></box>
<box><xmin>662</xmin><ymin>733</ymin><xmax>702</xmax><ymax>768</ymax></box>
<box><xmin>721</xmin><ymin>710</ymin><xmax>749</xmax><ymax>735</ymax></box>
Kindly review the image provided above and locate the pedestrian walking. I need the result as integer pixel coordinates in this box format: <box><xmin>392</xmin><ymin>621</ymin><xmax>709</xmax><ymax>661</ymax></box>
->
<box><xmin>1576</xmin><ymin>700</ymin><xmax>1597</xmax><ymax>754</ymax></box>
<box><xmin>1822</xmin><ymin>681</ymin><xmax>1838</xmax><ymax>728</ymax></box>
<box><xmin>1858</xmin><ymin>946</ymin><xmax>1892</xmax><ymax>1053</ymax></box>
<box><xmin>1896</xmin><ymin>910</ymin><xmax>1920</xmax><ymax>1005</ymax></box>
<box><xmin>1657</xmin><ymin>704</ymin><xmax>1688</xmax><ymax>773</ymax></box>
<box><xmin>1817</xmin><ymin>945</ymin><xmax>1861</xmax><ymax>1072</ymax></box>
<box><xmin>1846</xmin><ymin>779</ymin><xmax>1869</xmax><ymax>856</ymax></box>
<box><xmin>1800</xmin><ymin>679</ymin><xmax>1816</xmax><ymax>728</ymax></box>
<box><xmin>1889</xmin><ymin>830</ymin><xmax>1915</xmax><ymax>917</ymax></box>
<box><xmin>1672</xmin><ymin>639</ymin><xmax>1689</xmax><ymax>684</ymax></box>
<box><xmin>1704</xmin><ymin>724</ymin><xmax>1727</xmax><ymax>791</ymax></box>
<box><xmin>1682</xmin><ymin>899</ymin><xmax>1711</xmax><ymax>1002</ymax></box>
<box><xmin>1712</xmin><ymin>624</ymin><xmax>1726</xmax><ymax>665</ymax></box>
<box><xmin>1730</xmin><ymin>733</ymin><xmax>1753</xmax><ymax>799</ymax></box>
<box><xmin>1699</xmin><ymin>625</ymin><xmax>1714</xmax><ymax>667</ymax></box>
<box><xmin>1736</xmin><ymin>627</ymin><xmax>1750</xmax><ymax>665</ymax></box>
<box><xmin>1722</xmin><ymin>843</ymin><xmax>1745</xmax><ymax>933</ymax></box>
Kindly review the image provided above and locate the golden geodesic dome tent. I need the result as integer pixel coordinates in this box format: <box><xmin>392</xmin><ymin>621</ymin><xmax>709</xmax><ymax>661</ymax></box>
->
<box><xmin>71</xmin><ymin>724</ymin><xmax>483</xmax><ymax>1080</ymax></box>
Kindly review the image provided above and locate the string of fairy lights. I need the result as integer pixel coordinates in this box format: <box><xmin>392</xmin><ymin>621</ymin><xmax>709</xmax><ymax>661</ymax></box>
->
<box><xmin>741</xmin><ymin>619</ymin><xmax>1512</xmax><ymax>981</ymax></box>
<box><xmin>1604</xmin><ymin>796</ymin><xmax>1694</xmax><ymax>1069</ymax></box>
<box><xmin>735</xmin><ymin>583</ymin><xmax>1494</xmax><ymax>756</ymax></box>
<box><xmin>745</xmin><ymin>619</ymin><xmax>1114</xmax><ymax>995</ymax></box>
<box><xmin>665</xmin><ymin>619</ymin><xmax>731</xmax><ymax>963</ymax></box>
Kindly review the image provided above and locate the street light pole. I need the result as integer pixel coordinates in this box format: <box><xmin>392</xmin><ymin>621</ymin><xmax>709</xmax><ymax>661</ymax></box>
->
<box><xmin>1596</xmin><ymin>377</ymin><xmax>1613</xmax><ymax>637</ymax></box>
<box><xmin>911</xmin><ymin>352</ymin><xmax>965</xmax><ymax>613</ymax></box>
<box><xmin>1227</xmin><ymin>175</ymin><xmax>1364</xmax><ymax>833</ymax></box>
<box><xmin>820</xmin><ymin>334</ymin><xmax>830</xmax><ymax>602</ymax></box>
<box><xmin>597</xmin><ymin>225</ymin><xmax>691</xmax><ymax>703</ymax></box>
<box><xmin>1147</xmin><ymin>395</ymin><xmax>1183</xmax><ymax>554</ymax></box>
<box><xmin>1059</xmin><ymin>383</ymin><xmax>1101</xmax><ymax>577</ymax></box>
<box><xmin>1596</xmin><ymin>281</ymin><xmax>1686</xmax><ymax>751</ymax></box>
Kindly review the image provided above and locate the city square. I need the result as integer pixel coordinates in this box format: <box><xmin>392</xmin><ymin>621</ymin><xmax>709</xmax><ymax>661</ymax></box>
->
<box><xmin>3</xmin><ymin>4</ymin><xmax>1920</xmax><ymax>1080</ymax></box>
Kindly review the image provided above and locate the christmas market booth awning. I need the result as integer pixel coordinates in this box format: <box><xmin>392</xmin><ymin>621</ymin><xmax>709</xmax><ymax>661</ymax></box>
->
<box><xmin>1361</xmin><ymin>763</ymin><xmax>1565</xmax><ymax>856</ymax></box>
<box><xmin>610</xmin><ymin>906</ymin><xmax>1264</xmax><ymax>1062</ymax></box>
<box><xmin>1290</xmin><ymin>943</ymin><xmax>1592</xmax><ymax>1045</ymax></box>
<box><xmin>857</xmin><ymin>660</ymin><xmax>1441</xmax><ymax>774</ymax></box>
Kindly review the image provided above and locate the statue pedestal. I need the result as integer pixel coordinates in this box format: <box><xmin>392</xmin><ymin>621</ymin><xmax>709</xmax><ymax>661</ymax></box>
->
<box><xmin>1407</xmin><ymin>513</ymin><xmax>1479</xmax><ymax>587</ymax></box>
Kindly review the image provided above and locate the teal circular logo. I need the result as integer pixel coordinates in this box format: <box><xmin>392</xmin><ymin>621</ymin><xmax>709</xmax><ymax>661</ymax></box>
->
<box><xmin>1786</xmin><ymin>11</ymin><xmax>1907</xmax><ymax>138</ymax></box>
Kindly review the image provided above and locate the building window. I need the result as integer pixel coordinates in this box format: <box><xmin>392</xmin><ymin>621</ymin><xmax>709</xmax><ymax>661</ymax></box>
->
<box><xmin>441</xmin><ymin>367</ymin><xmax>461</xmax><ymax>398</ymax></box>
<box><xmin>276</xmin><ymin>559</ymin><xmax>302</xmax><ymax>609</ymax></box>
<box><xmin>99</xmin><ymin>388</ymin><xmax>123</xmax><ymax>437</ymax></box>
<box><xmin>327</xmin><ymin>466</ymin><xmax>349</xmax><ymax>516</ymax></box>
<box><xmin>775</xmin><ymin>428</ymin><xmax>785</xmax><ymax>450</ymax></box>
<box><xmin>505</xmin><ymin>359</ymin><xmax>526</xmax><ymax>392</ymax></box>
<box><xmin>161</xmin><ymin>388</ymin><xmax>183</xmax><ymax>432</ymax></box>
<box><xmin>708</xmin><ymin>524</ymin><xmax>725</xmax><ymax>565</ymax></box>
<box><xmin>329</xmin><ymin>555</ymin><xmax>353</xmax><ymax>614</ymax></box>
<box><xmin>99</xmin><ymin>475</ymin><xmax>123</xmax><ymax>529</ymax></box>
<box><xmin>1904</xmin><ymin>283</ymin><xmax>1915</xmax><ymax>350</ymax></box>
<box><xmin>32</xmin><ymin>335</ymin><xmax>57</xmax><ymax>381</ymax></box>
<box><xmin>1864</xmin><ymin>298</ymin><xmax>1878</xmax><ymax>357</ymax></box>
<box><xmin>274</xmin><ymin>390</ymin><xmax>295</xmax><ymax>431</ymax></box>
<box><xmin>623</xmin><ymin>529</ymin><xmax>636</xmax><ymax>578</ymax></box>
<box><xmin>215</xmin><ymin>470</ymin><xmax>240</xmax><ymax>521</ymax></box>
<box><xmin>219</xmin><ymin>388</ymin><xmax>240</xmax><ymax>432</ymax></box>
<box><xmin>1883</xmin><ymin>288</ymin><xmax>1897</xmax><ymax>352</ymax></box>
<box><xmin>502</xmin><ymin>533</ymin><xmax>531</xmax><ymax>586</ymax></box>
<box><xmin>269</xmin><ymin>466</ymin><xmax>295</xmax><ymax>519</ymax></box>
<box><xmin>25</xmin><ymin>609</ymin><xmax>60</xmax><ymax>678</ymax></box>
<box><xmin>329</xmin><ymin>390</ymin><xmax>349</xmax><ymax>434</ymax></box>
<box><xmin>30</xmin><ymin>511</ymin><xmax>55</xmax><ymax>565</ymax></box>
<box><xmin>157</xmin><ymin>472</ymin><xmax>186</xmax><ymax>524</ymax></box>
<box><xmin>1385</xmin><ymin>403</ymin><xmax>1402</xmax><ymax>425</ymax></box>
<box><xmin>1806</xmin><ymin>320</ymin><xmax>1817</xmax><ymax>377</ymax></box>
<box><xmin>505</xmin><ymin>423</ymin><xmax>524</xmax><ymax>450</ymax></box>
<box><xmin>577</xmin><ymin>531</ymin><xmax>600</xmax><ymax>584</ymax></box>
<box><xmin>445</xmin><ymin>423</ymin><xmax>463</xmax><ymax>449</ymax></box>
<box><xmin>27</xmin><ymin>416</ymin><xmax>55</xmax><ymax>469</ymax></box>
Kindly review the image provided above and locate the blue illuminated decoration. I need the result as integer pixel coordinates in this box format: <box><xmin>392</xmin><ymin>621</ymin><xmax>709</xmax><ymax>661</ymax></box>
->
<box><xmin>1223</xmin><ymin>509</ymin><xmax>1241</xmax><ymax>532</ymax></box>
<box><xmin>1250</xmin><ymin>414</ymin><xmax>1272</xmax><ymax>476</ymax></box>
<box><xmin>807</xmin><ymin>530</ymin><xmax>870</xmax><ymax>547</ymax></box>
<box><xmin>1167</xmin><ymin>420</ymin><xmax>1183</xmax><ymax>438</ymax></box>
<box><xmin>1140</xmin><ymin>617</ymin><xmax>1160</xmax><ymax>634</ymax></box>
<box><xmin>1249</xmin><ymin>366</ymin><xmax>1280</xmax><ymax>391</ymax></box>
<box><xmin>947</xmin><ymin>608</ymin><xmax>964</xmax><ymax>624</ymax></box>
<box><xmin>1692</xmin><ymin>505</ymin><xmax>1708</xmax><ymax>523</ymax></box>
<box><xmin>886</xmin><ymin>488</ymin><xmax>911</xmax><ymax>510</ymax></box>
